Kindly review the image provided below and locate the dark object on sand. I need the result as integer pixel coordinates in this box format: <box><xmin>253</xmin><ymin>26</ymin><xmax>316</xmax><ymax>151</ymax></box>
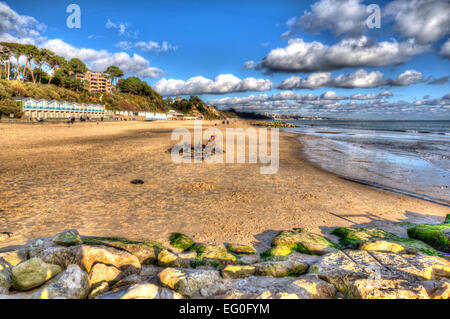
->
<box><xmin>130</xmin><ymin>179</ymin><xmax>145</xmax><ymax>185</ymax></box>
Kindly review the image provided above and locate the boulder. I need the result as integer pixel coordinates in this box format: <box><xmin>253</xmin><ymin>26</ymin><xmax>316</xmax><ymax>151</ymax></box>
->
<box><xmin>35</xmin><ymin>245</ymin><xmax>141</xmax><ymax>273</ymax></box>
<box><xmin>0</xmin><ymin>250</ymin><xmax>26</xmax><ymax>267</ymax></box>
<box><xmin>207</xmin><ymin>274</ymin><xmax>336</xmax><ymax>299</ymax></box>
<box><xmin>97</xmin><ymin>283</ymin><xmax>183</xmax><ymax>299</ymax></box>
<box><xmin>239</xmin><ymin>254</ymin><xmax>260</xmax><ymax>265</ymax></box>
<box><xmin>11</xmin><ymin>258</ymin><xmax>61</xmax><ymax>291</ymax></box>
<box><xmin>254</xmin><ymin>259</ymin><xmax>309</xmax><ymax>278</ymax></box>
<box><xmin>26</xmin><ymin>237</ymin><xmax>59</xmax><ymax>258</ymax></box>
<box><xmin>157</xmin><ymin>250</ymin><xmax>187</xmax><ymax>268</ymax></box>
<box><xmin>190</xmin><ymin>244</ymin><xmax>238</xmax><ymax>268</ymax></box>
<box><xmin>158</xmin><ymin>268</ymin><xmax>221</xmax><ymax>298</ymax></box>
<box><xmin>221</xmin><ymin>265</ymin><xmax>255</xmax><ymax>279</ymax></box>
<box><xmin>407</xmin><ymin>223</ymin><xmax>450</xmax><ymax>253</ymax></box>
<box><xmin>271</xmin><ymin>228</ymin><xmax>339</xmax><ymax>255</ymax></box>
<box><xmin>82</xmin><ymin>237</ymin><xmax>163</xmax><ymax>265</ymax></box>
<box><xmin>88</xmin><ymin>263</ymin><xmax>123</xmax><ymax>288</ymax></box>
<box><xmin>169</xmin><ymin>233</ymin><xmax>194</xmax><ymax>251</ymax></box>
<box><xmin>227</xmin><ymin>244</ymin><xmax>256</xmax><ymax>255</ymax></box>
<box><xmin>53</xmin><ymin>230</ymin><xmax>82</xmax><ymax>246</ymax></box>
<box><xmin>332</xmin><ymin>227</ymin><xmax>442</xmax><ymax>256</ymax></box>
<box><xmin>309</xmin><ymin>250</ymin><xmax>450</xmax><ymax>299</ymax></box>
<box><xmin>30</xmin><ymin>265</ymin><xmax>89</xmax><ymax>299</ymax></box>
<box><xmin>421</xmin><ymin>279</ymin><xmax>450</xmax><ymax>299</ymax></box>
<box><xmin>261</xmin><ymin>246</ymin><xmax>292</xmax><ymax>259</ymax></box>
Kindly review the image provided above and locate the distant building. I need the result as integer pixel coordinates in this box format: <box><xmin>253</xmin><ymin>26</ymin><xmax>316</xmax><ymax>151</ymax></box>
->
<box><xmin>75</xmin><ymin>71</ymin><xmax>113</xmax><ymax>93</ymax></box>
<box><xmin>16</xmin><ymin>97</ymin><xmax>107</xmax><ymax>119</ymax></box>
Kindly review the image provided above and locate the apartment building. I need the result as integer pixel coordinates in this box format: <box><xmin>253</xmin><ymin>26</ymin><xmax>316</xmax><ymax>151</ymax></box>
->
<box><xmin>75</xmin><ymin>71</ymin><xmax>113</xmax><ymax>93</ymax></box>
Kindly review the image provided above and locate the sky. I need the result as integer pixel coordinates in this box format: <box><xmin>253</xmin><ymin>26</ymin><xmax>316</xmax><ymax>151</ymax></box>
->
<box><xmin>1</xmin><ymin>0</ymin><xmax>449</xmax><ymax>119</ymax></box>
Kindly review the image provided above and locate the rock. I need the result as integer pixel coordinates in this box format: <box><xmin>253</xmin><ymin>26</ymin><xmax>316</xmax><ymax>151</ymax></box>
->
<box><xmin>271</xmin><ymin>228</ymin><xmax>339</xmax><ymax>255</ymax></box>
<box><xmin>11</xmin><ymin>258</ymin><xmax>61</xmax><ymax>291</ymax></box>
<box><xmin>221</xmin><ymin>265</ymin><xmax>255</xmax><ymax>279</ymax></box>
<box><xmin>97</xmin><ymin>283</ymin><xmax>182</xmax><ymax>299</ymax></box>
<box><xmin>30</xmin><ymin>265</ymin><xmax>89</xmax><ymax>299</ymax></box>
<box><xmin>53</xmin><ymin>229</ymin><xmax>82</xmax><ymax>246</ymax></box>
<box><xmin>254</xmin><ymin>259</ymin><xmax>309</xmax><ymax>278</ymax></box>
<box><xmin>359</xmin><ymin>240</ymin><xmax>406</xmax><ymax>254</ymax></box>
<box><xmin>349</xmin><ymin>278</ymin><xmax>429</xmax><ymax>299</ymax></box>
<box><xmin>191</xmin><ymin>244</ymin><xmax>238</xmax><ymax>268</ymax></box>
<box><xmin>407</xmin><ymin>223</ymin><xmax>450</xmax><ymax>253</ymax></box>
<box><xmin>158</xmin><ymin>268</ymin><xmax>221</xmax><ymax>298</ymax></box>
<box><xmin>88</xmin><ymin>263</ymin><xmax>122</xmax><ymax>288</ymax></box>
<box><xmin>227</xmin><ymin>244</ymin><xmax>256</xmax><ymax>254</ymax></box>
<box><xmin>169</xmin><ymin>233</ymin><xmax>194</xmax><ymax>250</ymax></box>
<box><xmin>332</xmin><ymin>227</ymin><xmax>442</xmax><ymax>256</ymax></box>
<box><xmin>445</xmin><ymin>214</ymin><xmax>450</xmax><ymax>224</ymax></box>
<box><xmin>26</xmin><ymin>237</ymin><xmax>59</xmax><ymax>258</ymax></box>
<box><xmin>35</xmin><ymin>245</ymin><xmax>141</xmax><ymax>273</ymax></box>
<box><xmin>111</xmin><ymin>274</ymin><xmax>145</xmax><ymax>289</ymax></box>
<box><xmin>421</xmin><ymin>279</ymin><xmax>450</xmax><ymax>299</ymax></box>
<box><xmin>261</xmin><ymin>246</ymin><xmax>292</xmax><ymax>259</ymax></box>
<box><xmin>82</xmin><ymin>237</ymin><xmax>164</xmax><ymax>265</ymax></box>
<box><xmin>239</xmin><ymin>254</ymin><xmax>260</xmax><ymax>265</ymax></box>
<box><xmin>0</xmin><ymin>250</ymin><xmax>26</xmax><ymax>267</ymax></box>
<box><xmin>130</xmin><ymin>179</ymin><xmax>144</xmax><ymax>185</ymax></box>
<box><xmin>140</xmin><ymin>265</ymin><xmax>165</xmax><ymax>277</ymax></box>
<box><xmin>88</xmin><ymin>282</ymin><xmax>109</xmax><ymax>299</ymax></box>
<box><xmin>157</xmin><ymin>250</ymin><xmax>186</xmax><ymax>268</ymax></box>
<box><xmin>208</xmin><ymin>274</ymin><xmax>336</xmax><ymax>299</ymax></box>
<box><xmin>309</xmin><ymin>250</ymin><xmax>450</xmax><ymax>299</ymax></box>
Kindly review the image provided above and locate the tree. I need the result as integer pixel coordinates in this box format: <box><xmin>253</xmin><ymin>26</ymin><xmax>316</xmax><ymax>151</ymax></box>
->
<box><xmin>35</xmin><ymin>48</ymin><xmax>54</xmax><ymax>83</ymax></box>
<box><xmin>118</xmin><ymin>76</ymin><xmax>143</xmax><ymax>95</ymax></box>
<box><xmin>9</xmin><ymin>43</ymin><xmax>25</xmax><ymax>80</ymax></box>
<box><xmin>0</xmin><ymin>42</ymin><xmax>13</xmax><ymax>80</ymax></box>
<box><xmin>46</xmin><ymin>55</ymin><xmax>66</xmax><ymax>84</ymax></box>
<box><xmin>104</xmin><ymin>65</ymin><xmax>124</xmax><ymax>85</ymax></box>
<box><xmin>22</xmin><ymin>44</ymin><xmax>40</xmax><ymax>83</ymax></box>
<box><xmin>66</xmin><ymin>58</ymin><xmax>87</xmax><ymax>74</ymax></box>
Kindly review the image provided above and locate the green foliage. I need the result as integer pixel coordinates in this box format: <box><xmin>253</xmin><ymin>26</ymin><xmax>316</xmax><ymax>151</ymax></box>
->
<box><xmin>0</xmin><ymin>98</ymin><xmax>23</xmax><ymax>118</ymax></box>
<box><xmin>169</xmin><ymin>233</ymin><xmax>194</xmax><ymax>250</ymax></box>
<box><xmin>66</xmin><ymin>58</ymin><xmax>88</xmax><ymax>74</ymax></box>
<box><xmin>104</xmin><ymin>65</ymin><xmax>124</xmax><ymax>85</ymax></box>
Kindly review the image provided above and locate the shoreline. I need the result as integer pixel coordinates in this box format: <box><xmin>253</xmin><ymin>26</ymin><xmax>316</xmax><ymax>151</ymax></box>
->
<box><xmin>0</xmin><ymin>120</ymin><xmax>448</xmax><ymax>249</ymax></box>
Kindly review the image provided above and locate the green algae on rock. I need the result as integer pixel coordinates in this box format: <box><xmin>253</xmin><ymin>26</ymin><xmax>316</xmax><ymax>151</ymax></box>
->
<box><xmin>221</xmin><ymin>265</ymin><xmax>256</xmax><ymax>279</ymax></box>
<box><xmin>271</xmin><ymin>228</ymin><xmax>339</xmax><ymax>255</ymax></box>
<box><xmin>261</xmin><ymin>246</ymin><xmax>292</xmax><ymax>259</ymax></box>
<box><xmin>332</xmin><ymin>227</ymin><xmax>443</xmax><ymax>256</ymax></box>
<box><xmin>227</xmin><ymin>244</ymin><xmax>256</xmax><ymax>255</ymax></box>
<box><xmin>190</xmin><ymin>244</ymin><xmax>239</xmax><ymax>268</ymax></box>
<box><xmin>169</xmin><ymin>233</ymin><xmax>195</xmax><ymax>251</ymax></box>
<box><xmin>53</xmin><ymin>230</ymin><xmax>83</xmax><ymax>246</ymax></box>
<box><xmin>11</xmin><ymin>258</ymin><xmax>61</xmax><ymax>291</ymax></box>
<box><xmin>407</xmin><ymin>223</ymin><xmax>450</xmax><ymax>253</ymax></box>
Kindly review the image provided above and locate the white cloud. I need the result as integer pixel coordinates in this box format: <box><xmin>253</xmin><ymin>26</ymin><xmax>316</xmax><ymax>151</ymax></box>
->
<box><xmin>154</xmin><ymin>74</ymin><xmax>273</xmax><ymax>96</ymax></box>
<box><xmin>389</xmin><ymin>70</ymin><xmax>423</xmax><ymax>86</ymax></box>
<box><xmin>385</xmin><ymin>0</ymin><xmax>450</xmax><ymax>44</ymax></box>
<box><xmin>281</xmin><ymin>31</ymin><xmax>294</xmax><ymax>39</ymax></box>
<box><xmin>257</xmin><ymin>36</ymin><xmax>428</xmax><ymax>73</ymax></box>
<box><xmin>116</xmin><ymin>40</ymin><xmax>178</xmax><ymax>52</ymax></box>
<box><xmin>321</xmin><ymin>91</ymin><xmax>346</xmax><ymax>100</ymax></box>
<box><xmin>439</xmin><ymin>39</ymin><xmax>450</xmax><ymax>59</ymax></box>
<box><xmin>287</xmin><ymin>0</ymin><xmax>367</xmax><ymax>36</ymax></box>
<box><xmin>105</xmin><ymin>19</ymin><xmax>137</xmax><ymax>38</ymax></box>
<box><xmin>278</xmin><ymin>69</ymin><xmax>423</xmax><ymax>89</ymax></box>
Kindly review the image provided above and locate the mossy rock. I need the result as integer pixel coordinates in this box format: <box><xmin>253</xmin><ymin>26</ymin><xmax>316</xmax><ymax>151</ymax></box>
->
<box><xmin>157</xmin><ymin>249</ymin><xmax>187</xmax><ymax>268</ymax></box>
<box><xmin>169</xmin><ymin>233</ymin><xmax>194</xmax><ymax>251</ymax></box>
<box><xmin>332</xmin><ymin>227</ymin><xmax>443</xmax><ymax>256</ymax></box>
<box><xmin>271</xmin><ymin>228</ymin><xmax>340</xmax><ymax>255</ymax></box>
<box><xmin>407</xmin><ymin>223</ymin><xmax>450</xmax><ymax>253</ymax></box>
<box><xmin>53</xmin><ymin>230</ymin><xmax>82</xmax><ymax>246</ymax></box>
<box><xmin>261</xmin><ymin>246</ymin><xmax>292</xmax><ymax>259</ymax></box>
<box><xmin>445</xmin><ymin>214</ymin><xmax>450</xmax><ymax>224</ymax></box>
<box><xmin>227</xmin><ymin>244</ymin><xmax>256</xmax><ymax>255</ymax></box>
<box><xmin>81</xmin><ymin>236</ymin><xmax>166</xmax><ymax>265</ymax></box>
<box><xmin>190</xmin><ymin>244</ymin><xmax>239</xmax><ymax>268</ymax></box>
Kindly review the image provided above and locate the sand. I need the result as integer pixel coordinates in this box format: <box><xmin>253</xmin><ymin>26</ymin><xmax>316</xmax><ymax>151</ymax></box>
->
<box><xmin>0</xmin><ymin>120</ymin><xmax>448</xmax><ymax>250</ymax></box>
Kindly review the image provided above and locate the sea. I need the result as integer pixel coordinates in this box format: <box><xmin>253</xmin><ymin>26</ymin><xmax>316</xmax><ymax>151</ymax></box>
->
<box><xmin>282</xmin><ymin>120</ymin><xmax>450</xmax><ymax>205</ymax></box>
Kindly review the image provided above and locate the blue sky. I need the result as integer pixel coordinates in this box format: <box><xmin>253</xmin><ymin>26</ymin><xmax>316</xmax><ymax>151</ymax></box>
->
<box><xmin>1</xmin><ymin>0</ymin><xmax>450</xmax><ymax>119</ymax></box>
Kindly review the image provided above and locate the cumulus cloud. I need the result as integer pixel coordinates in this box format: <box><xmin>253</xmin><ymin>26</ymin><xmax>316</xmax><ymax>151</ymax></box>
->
<box><xmin>439</xmin><ymin>39</ymin><xmax>450</xmax><ymax>59</ymax></box>
<box><xmin>42</xmin><ymin>39</ymin><xmax>164</xmax><ymax>78</ymax></box>
<box><xmin>255</xmin><ymin>36</ymin><xmax>428</xmax><ymax>73</ymax></box>
<box><xmin>278</xmin><ymin>69</ymin><xmax>423</xmax><ymax>90</ymax></box>
<box><xmin>116</xmin><ymin>40</ymin><xmax>178</xmax><ymax>52</ymax></box>
<box><xmin>385</xmin><ymin>0</ymin><xmax>450</xmax><ymax>44</ymax></box>
<box><xmin>208</xmin><ymin>92</ymin><xmax>449</xmax><ymax>117</ymax></box>
<box><xmin>153</xmin><ymin>74</ymin><xmax>273</xmax><ymax>96</ymax></box>
<box><xmin>287</xmin><ymin>0</ymin><xmax>367</xmax><ymax>36</ymax></box>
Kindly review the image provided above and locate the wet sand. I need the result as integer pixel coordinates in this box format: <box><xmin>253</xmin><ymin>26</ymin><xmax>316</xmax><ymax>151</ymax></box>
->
<box><xmin>0</xmin><ymin>120</ymin><xmax>448</xmax><ymax>250</ymax></box>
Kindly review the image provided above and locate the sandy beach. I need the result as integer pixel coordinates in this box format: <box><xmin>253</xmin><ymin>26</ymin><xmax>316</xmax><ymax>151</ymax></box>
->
<box><xmin>0</xmin><ymin>120</ymin><xmax>448</xmax><ymax>250</ymax></box>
